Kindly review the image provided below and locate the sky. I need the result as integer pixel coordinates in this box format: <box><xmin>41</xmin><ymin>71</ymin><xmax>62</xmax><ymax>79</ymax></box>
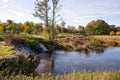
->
<box><xmin>0</xmin><ymin>0</ymin><xmax>120</xmax><ymax>27</ymax></box>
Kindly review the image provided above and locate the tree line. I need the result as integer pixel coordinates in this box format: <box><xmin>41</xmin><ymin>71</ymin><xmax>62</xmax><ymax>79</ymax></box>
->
<box><xmin>0</xmin><ymin>19</ymin><xmax>120</xmax><ymax>36</ymax></box>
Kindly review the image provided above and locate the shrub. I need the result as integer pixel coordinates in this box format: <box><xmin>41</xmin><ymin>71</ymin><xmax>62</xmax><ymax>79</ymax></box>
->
<box><xmin>110</xmin><ymin>31</ymin><xmax>115</xmax><ymax>36</ymax></box>
<box><xmin>116</xmin><ymin>31</ymin><xmax>120</xmax><ymax>36</ymax></box>
<box><xmin>0</xmin><ymin>53</ymin><xmax>40</xmax><ymax>76</ymax></box>
<box><xmin>4</xmin><ymin>35</ymin><xmax>27</xmax><ymax>45</ymax></box>
<box><xmin>25</xmin><ymin>39</ymin><xmax>40</xmax><ymax>49</ymax></box>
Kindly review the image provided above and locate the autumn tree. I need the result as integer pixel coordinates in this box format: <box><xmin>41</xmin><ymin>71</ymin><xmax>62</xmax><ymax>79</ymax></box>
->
<box><xmin>116</xmin><ymin>31</ymin><xmax>120</xmax><ymax>36</ymax></box>
<box><xmin>0</xmin><ymin>23</ymin><xmax>4</xmax><ymax>33</ymax></box>
<box><xmin>110</xmin><ymin>31</ymin><xmax>115</xmax><ymax>36</ymax></box>
<box><xmin>23</xmin><ymin>21</ymin><xmax>34</xmax><ymax>34</ymax></box>
<box><xmin>34</xmin><ymin>23</ymin><xmax>43</xmax><ymax>34</ymax></box>
<box><xmin>33</xmin><ymin>0</ymin><xmax>50</xmax><ymax>40</ymax></box>
<box><xmin>33</xmin><ymin>0</ymin><xmax>61</xmax><ymax>41</ymax></box>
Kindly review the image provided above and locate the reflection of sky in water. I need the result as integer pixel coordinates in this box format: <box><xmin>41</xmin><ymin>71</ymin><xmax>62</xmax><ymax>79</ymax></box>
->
<box><xmin>53</xmin><ymin>47</ymin><xmax>120</xmax><ymax>74</ymax></box>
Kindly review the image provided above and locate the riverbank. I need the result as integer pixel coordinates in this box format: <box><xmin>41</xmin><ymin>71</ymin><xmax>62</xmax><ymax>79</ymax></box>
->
<box><xmin>1</xmin><ymin>70</ymin><xmax>120</xmax><ymax>80</ymax></box>
<box><xmin>1</xmin><ymin>34</ymin><xmax>120</xmax><ymax>79</ymax></box>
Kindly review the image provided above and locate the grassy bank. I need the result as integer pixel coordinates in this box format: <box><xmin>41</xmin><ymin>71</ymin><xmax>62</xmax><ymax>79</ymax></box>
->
<box><xmin>1</xmin><ymin>70</ymin><xmax>120</xmax><ymax>80</ymax></box>
<box><xmin>90</xmin><ymin>35</ymin><xmax>120</xmax><ymax>47</ymax></box>
<box><xmin>0</xmin><ymin>44</ymin><xmax>15</xmax><ymax>56</ymax></box>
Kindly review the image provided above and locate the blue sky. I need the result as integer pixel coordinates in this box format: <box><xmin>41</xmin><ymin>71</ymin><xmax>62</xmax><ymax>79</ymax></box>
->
<box><xmin>0</xmin><ymin>0</ymin><xmax>120</xmax><ymax>27</ymax></box>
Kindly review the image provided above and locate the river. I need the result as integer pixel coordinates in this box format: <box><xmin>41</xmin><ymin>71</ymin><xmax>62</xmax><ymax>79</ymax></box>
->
<box><xmin>36</xmin><ymin>47</ymin><xmax>120</xmax><ymax>75</ymax></box>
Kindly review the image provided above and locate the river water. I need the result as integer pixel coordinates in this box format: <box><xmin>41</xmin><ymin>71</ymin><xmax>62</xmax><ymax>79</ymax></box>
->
<box><xmin>36</xmin><ymin>47</ymin><xmax>120</xmax><ymax>75</ymax></box>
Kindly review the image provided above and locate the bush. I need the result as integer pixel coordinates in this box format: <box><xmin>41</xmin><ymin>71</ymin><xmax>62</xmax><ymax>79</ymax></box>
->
<box><xmin>110</xmin><ymin>31</ymin><xmax>115</xmax><ymax>36</ymax></box>
<box><xmin>0</xmin><ymin>53</ymin><xmax>40</xmax><ymax>76</ymax></box>
<box><xmin>4</xmin><ymin>35</ymin><xmax>27</xmax><ymax>46</ymax></box>
<box><xmin>116</xmin><ymin>31</ymin><xmax>120</xmax><ymax>36</ymax></box>
<box><xmin>25</xmin><ymin>39</ymin><xmax>40</xmax><ymax>49</ymax></box>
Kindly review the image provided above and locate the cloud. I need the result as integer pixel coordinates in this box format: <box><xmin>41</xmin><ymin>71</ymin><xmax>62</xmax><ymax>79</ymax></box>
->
<box><xmin>1</xmin><ymin>0</ymin><xmax>9</xmax><ymax>3</ymax></box>
<box><xmin>0</xmin><ymin>0</ymin><xmax>9</xmax><ymax>8</ymax></box>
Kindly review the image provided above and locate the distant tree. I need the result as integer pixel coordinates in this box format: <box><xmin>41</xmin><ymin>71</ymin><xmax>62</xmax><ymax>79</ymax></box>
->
<box><xmin>116</xmin><ymin>27</ymin><xmax>120</xmax><ymax>32</ymax></box>
<box><xmin>85</xmin><ymin>20</ymin><xmax>110</xmax><ymax>35</ymax></box>
<box><xmin>116</xmin><ymin>31</ymin><xmax>120</xmax><ymax>36</ymax></box>
<box><xmin>110</xmin><ymin>31</ymin><xmax>115</xmax><ymax>36</ymax></box>
<box><xmin>61</xmin><ymin>20</ymin><xmax>66</xmax><ymax>28</ymax></box>
<box><xmin>0</xmin><ymin>24</ymin><xmax>3</xmax><ymax>33</ymax></box>
<box><xmin>85</xmin><ymin>20</ymin><xmax>96</xmax><ymax>35</ymax></box>
<box><xmin>95</xmin><ymin>20</ymin><xmax>110</xmax><ymax>35</ymax></box>
<box><xmin>54</xmin><ymin>25</ymin><xmax>61</xmax><ymax>34</ymax></box>
<box><xmin>77</xmin><ymin>25</ymin><xmax>85</xmax><ymax>35</ymax></box>
<box><xmin>7</xmin><ymin>19</ymin><xmax>13</xmax><ymax>24</ymax></box>
<box><xmin>23</xmin><ymin>21</ymin><xmax>34</xmax><ymax>34</ymax></box>
<box><xmin>67</xmin><ymin>25</ymin><xmax>76</xmax><ymax>33</ymax></box>
<box><xmin>34</xmin><ymin>23</ymin><xmax>43</xmax><ymax>34</ymax></box>
<box><xmin>109</xmin><ymin>25</ymin><xmax>117</xmax><ymax>32</ymax></box>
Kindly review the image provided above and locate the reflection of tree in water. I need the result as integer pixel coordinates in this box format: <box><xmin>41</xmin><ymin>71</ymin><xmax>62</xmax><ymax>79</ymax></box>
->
<box><xmin>81</xmin><ymin>47</ymin><xmax>105</xmax><ymax>57</ymax></box>
<box><xmin>94</xmin><ymin>47</ymin><xmax>104</xmax><ymax>54</ymax></box>
<box><xmin>36</xmin><ymin>51</ymin><xmax>54</xmax><ymax>73</ymax></box>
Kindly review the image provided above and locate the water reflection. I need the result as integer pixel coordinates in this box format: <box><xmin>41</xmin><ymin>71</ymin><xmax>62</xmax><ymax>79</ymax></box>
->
<box><xmin>36</xmin><ymin>51</ymin><xmax>53</xmax><ymax>73</ymax></box>
<box><xmin>37</xmin><ymin>47</ymin><xmax>120</xmax><ymax>75</ymax></box>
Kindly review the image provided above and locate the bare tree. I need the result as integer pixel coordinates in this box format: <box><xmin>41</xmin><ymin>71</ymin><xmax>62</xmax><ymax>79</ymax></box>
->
<box><xmin>51</xmin><ymin>0</ymin><xmax>61</xmax><ymax>41</ymax></box>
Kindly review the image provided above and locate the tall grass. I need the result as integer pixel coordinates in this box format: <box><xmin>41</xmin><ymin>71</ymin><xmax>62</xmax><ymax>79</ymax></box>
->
<box><xmin>0</xmin><ymin>70</ymin><xmax>120</xmax><ymax>80</ymax></box>
<box><xmin>0</xmin><ymin>44</ymin><xmax>15</xmax><ymax>56</ymax></box>
<box><xmin>90</xmin><ymin>35</ymin><xmax>120</xmax><ymax>47</ymax></box>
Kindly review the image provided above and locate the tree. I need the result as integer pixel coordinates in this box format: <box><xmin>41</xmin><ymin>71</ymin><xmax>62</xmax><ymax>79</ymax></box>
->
<box><xmin>23</xmin><ymin>21</ymin><xmax>34</xmax><ymax>34</ymax></box>
<box><xmin>33</xmin><ymin>0</ymin><xmax>51</xmax><ymax>40</ymax></box>
<box><xmin>0</xmin><ymin>24</ymin><xmax>4</xmax><ymax>33</ymax></box>
<box><xmin>85</xmin><ymin>20</ymin><xmax>96</xmax><ymax>35</ymax></box>
<box><xmin>116</xmin><ymin>31</ymin><xmax>120</xmax><ymax>36</ymax></box>
<box><xmin>34</xmin><ymin>23</ymin><xmax>43</xmax><ymax>34</ymax></box>
<box><xmin>33</xmin><ymin>0</ymin><xmax>61</xmax><ymax>41</ymax></box>
<box><xmin>95</xmin><ymin>20</ymin><xmax>110</xmax><ymax>35</ymax></box>
<box><xmin>85</xmin><ymin>20</ymin><xmax>110</xmax><ymax>35</ymax></box>
<box><xmin>61</xmin><ymin>20</ymin><xmax>66</xmax><ymax>28</ymax></box>
<box><xmin>110</xmin><ymin>31</ymin><xmax>115</xmax><ymax>36</ymax></box>
<box><xmin>51</xmin><ymin>0</ymin><xmax>61</xmax><ymax>41</ymax></box>
<box><xmin>77</xmin><ymin>25</ymin><xmax>85</xmax><ymax>35</ymax></box>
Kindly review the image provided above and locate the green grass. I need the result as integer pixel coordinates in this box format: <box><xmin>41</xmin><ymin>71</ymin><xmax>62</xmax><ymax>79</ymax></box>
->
<box><xmin>0</xmin><ymin>70</ymin><xmax>120</xmax><ymax>80</ymax></box>
<box><xmin>0</xmin><ymin>44</ymin><xmax>15</xmax><ymax>56</ymax></box>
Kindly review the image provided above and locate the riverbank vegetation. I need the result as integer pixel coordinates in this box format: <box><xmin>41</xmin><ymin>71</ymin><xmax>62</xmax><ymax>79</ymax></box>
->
<box><xmin>1</xmin><ymin>70</ymin><xmax>120</xmax><ymax>80</ymax></box>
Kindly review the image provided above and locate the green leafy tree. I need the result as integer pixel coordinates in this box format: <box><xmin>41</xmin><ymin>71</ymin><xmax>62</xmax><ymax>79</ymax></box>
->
<box><xmin>23</xmin><ymin>21</ymin><xmax>34</xmax><ymax>34</ymax></box>
<box><xmin>85</xmin><ymin>20</ymin><xmax>96</xmax><ymax>35</ymax></box>
<box><xmin>77</xmin><ymin>25</ymin><xmax>85</xmax><ymax>35</ymax></box>
<box><xmin>95</xmin><ymin>20</ymin><xmax>110</xmax><ymax>35</ymax></box>
<box><xmin>85</xmin><ymin>20</ymin><xmax>110</xmax><ymax>35</ymax></box>
<box><xmin>34</xmin><ymin>23</ymin><xmax>43</xmax><ymax>34</ymax></box>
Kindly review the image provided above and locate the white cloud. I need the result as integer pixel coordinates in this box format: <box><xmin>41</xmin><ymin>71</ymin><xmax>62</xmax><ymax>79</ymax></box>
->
<box><xmin>1</xmin><ymin>0</ymin><xmax>9</xmax><ymax>3</ymax></box>
<box><xmin>0</xmin><ymin>0</ymin><xmax>9</xmax><ymax>8</ymax></box>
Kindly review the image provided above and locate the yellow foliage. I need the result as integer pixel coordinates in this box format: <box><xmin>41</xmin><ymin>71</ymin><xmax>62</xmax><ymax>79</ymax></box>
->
<box><xmin>116</xmin><ymin>31</ymin><xmax>120</xmax><ymax>36</ymax></box>
<box><xmin>110</xmin><ymin>31</ymin><xmax>115</xmax><ymax>36</ymax></box>
<box><xmin>0</xmin><ymin>24</ymin><xmax>3</xmax><ymax>31</ymax></box>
